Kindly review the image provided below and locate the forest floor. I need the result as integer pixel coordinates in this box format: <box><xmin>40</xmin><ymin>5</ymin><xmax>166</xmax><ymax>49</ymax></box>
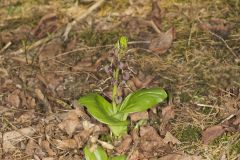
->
<box><xmin>0</xmin><ymin>0</ymin><xmax>240</xmax><ymax>160</ymax></box>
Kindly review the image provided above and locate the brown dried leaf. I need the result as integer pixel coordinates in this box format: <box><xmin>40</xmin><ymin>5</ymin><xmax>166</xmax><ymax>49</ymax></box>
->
<box><xmin>0</xmin><ymin>68</ymin><xmax>8</xmax><ymax>78</ymax></box>
<box><xmin>202</xmin><ymin>125</ymin><xmax>225</xmax><ymax>144</ymax></box>
<box><xmin>74</xmin><ymin>129</ymin><xmax>93</xmax><ymax>148</ymax></box>
<box><xmin>25</xmin><ymin>139</ymin><xmax>39</xmax><ymax>155</ymax></box>
<box><xmin>126</xmin><ymin>80</ymin><xmax>137</xmax><ymax>92</ymax></box>
<box><xmin>41</xmin><ymin>140</ymin><xmax>56</xmax><ymax>156</ymax></box>
<box><xmin>139</xmin><ymin>126</ymin><xmax>166</xmax><ymax>152</ymax></box>
<box><xmin>128</xmin><ymin>150</ymin><xmax>145</xmax><ymax>160</ymax></box>
<box><xmin>54</xmin><ymin>139</ymin><xmax>77</xmax><ymax>150</ymax></box>
<box><xmin>158</xmin><ymin>153</ymin><xmax>202</xmax><ymax>160</ymax></box>
<box><xmin>73</xmin><ymin>101</ymin><xmax>91</xmax><ymax>120</ymax></box>
<box><xmin>160</xmin><ymin>105</ymin><xmax>175</xmax><ymax>134</ymax></box>
<box><xmin>162</xmin><ymin>105</ymin><xmax>175</xmax><ymax>122</ymax></box>
<box><xmin>130</xmin><ymin>111</ymin><xmax>149</xmax><ymax>122</ymax></box>
<box><xmin>17</xmin><ymin>111</ymin><xmax>36</xmax><ymax>123</ymax></box>
<box><xmin>3</xmin><ymin>127</ymin><xmax>36</xmax><ymax>152</ymax></box>
<box><xmin>149</xmin><ymin>27</ymin><xmax>175</xmax><ymax>54</ymax></box>
<box><xmin>163</xmin><ymin>132</ymin><xmax>181</xmax><ymax>145</ymax></box>
<box><xmin>115</xmin><ymin>135</ymin><xmax>132</xmax><ymax>154</ymax></box>
<box><xmin>58</xmin><ymin>110</ymin><xmax>82</xmax><ymax>137</ymax></box>
<box><xmin>7</xmin><ymin>90</ymin><xmax>20</xmax><ymax>108</ymax></box>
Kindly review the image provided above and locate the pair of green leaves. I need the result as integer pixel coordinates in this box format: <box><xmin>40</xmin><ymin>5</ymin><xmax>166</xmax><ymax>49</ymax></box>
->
<box><xmin>78</xmin><ymin>88</ymin><xmax>167</xmax><ymax>137</ymax></box>
<box><xmin>84</xmin><ymin>145</ymin><xmax>126</xmax><ymax>160</ymax></box>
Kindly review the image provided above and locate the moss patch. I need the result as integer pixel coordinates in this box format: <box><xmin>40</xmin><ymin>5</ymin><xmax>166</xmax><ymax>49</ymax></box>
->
<box><xmin>176</xmin><ymin>125</ymin><xmax>201</xmax><ymax>142</ymax></box>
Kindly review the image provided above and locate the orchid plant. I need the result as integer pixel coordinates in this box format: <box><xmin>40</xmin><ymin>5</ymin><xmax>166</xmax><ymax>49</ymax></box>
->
<box><xmin>78</xmin><ymin>36</ymin><xmax>167</xmax><ymax>137</ymax></box>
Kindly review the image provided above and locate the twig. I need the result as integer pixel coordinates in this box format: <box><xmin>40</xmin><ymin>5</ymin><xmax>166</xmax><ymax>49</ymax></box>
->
<box><xmin>63</xmin><ymin>0</ymin><xmax>106</xmax><ymax>41</ymax></box>
<box><xmin>195</xmin><ymin>103</ymin><xmax>224</xmax><ymax>110</ymax></box>
<box><xmin>0</xmin><ymin>42</ymin><xmax>11</xmax><ymax>53</ymax></box>
<box><xmin>150</xmin><ymin>20</ymin><xmax>162</xmax><ymax>34</ymax></box>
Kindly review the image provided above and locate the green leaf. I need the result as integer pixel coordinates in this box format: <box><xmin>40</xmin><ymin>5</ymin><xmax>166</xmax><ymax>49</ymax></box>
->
<box><xmin>84</xmin><ymin>145</ymin><xmax>108</xmax><ymax>160</ymax></box>
<box><xmin>84</xmin><ymin>146</ymin><xmax>96</xmax><ymax>160</ymax></box>
<box><xmin>79</xmin><ymin>93</ymin><xmax>128</xmax><ymax>126</ymax></box>
<box><xmin>110</xmin><ymin>155</ymin><xmax>127</xmax><ymax>160</ymax></box>
<box><xmin>108</xmin><ymin>124</ymin><xmax>128</xmax><ymax>137</ymax></box>
<box><xmin>119</xmin><ymin>88</ymin><xmax>167</xmax><ymax>113</ymax></box>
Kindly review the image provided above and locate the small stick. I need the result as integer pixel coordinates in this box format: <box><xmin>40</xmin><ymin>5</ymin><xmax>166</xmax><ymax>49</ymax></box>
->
<box><xmin>0</xmin><ymin>42</ymin><xmax>11</xmax><ymax>53</ymax></box>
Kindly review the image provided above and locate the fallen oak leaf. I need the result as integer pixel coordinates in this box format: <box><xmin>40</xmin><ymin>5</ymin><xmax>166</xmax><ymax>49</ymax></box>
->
<box><xmin>3</xmin><ymin>127</ymin><xmax>36</xmax><ymax>152</ymax></box>
<box><xmin>54</xmin><ymin>139</ymin><xmax>77</xmax><ymax>150</ymax></box>
<box><xmin>58</xmin><ymin>110</ymin><xmax>82</xmax><ymax>137</ymax></box>
<box><xmin>41</xmin><ymin>140</ymin><xmax>56</xmax><ymax>156</ymax></box>
<box><xmin>74</xmin><ymin>129</ymin><xmax>93</xmax><ymax>148</ymax></box>
<box><xmin>149</xmin><ymin>27</ymin><xmax>176</xmax><ymax>54</ymax></box>
<box><xmin>160</xmin><ymin>105</ymin><xmax>175</xmax><ymax>135</ymax></box>
<box><xmin>202</xmin><ymin>125</ymin><xmax>226</xmax><ymax>145</ymax></box>
<box><xmin>139</xmin><ymin>126</ymin><xmax>168</xmax><ymax>154</ymax></box>
<box><xmin>163</xmin><ymin>132</ymin><xmax>181</xmax><ymax>145</ymax></box>
<box><xmin>25</xmin><ymin>139</ymin><xmax>40</xmax><ymax>156</ymax></box>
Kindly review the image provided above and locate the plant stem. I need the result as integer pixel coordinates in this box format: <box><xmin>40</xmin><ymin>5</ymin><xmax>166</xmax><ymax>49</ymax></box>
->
<box><xmin>112</xmin><ymin>36</ymin><xmax>127</xmax><ymax>113</ymax></box>
<box><xmin>112</xmin><ymin>68</ymin><xmax>119</xmax><ymax>113</ymax></box>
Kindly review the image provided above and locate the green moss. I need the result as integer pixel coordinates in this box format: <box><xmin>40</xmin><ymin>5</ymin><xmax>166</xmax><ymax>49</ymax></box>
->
<box><xmin>176</xmin><ymin>125</ymin><xmax>201</xmax><ymax>142</ymax></box>
<box><xmin>80</xmin><ymin>29</ymin><xmax>121</xmax><ymax>46</ymax></box>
